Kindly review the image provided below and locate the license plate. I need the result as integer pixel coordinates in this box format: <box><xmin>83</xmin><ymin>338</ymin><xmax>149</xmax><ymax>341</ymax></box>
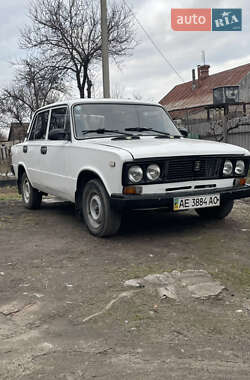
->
<box><xmin>173</xmin><ymin>194</ymin><xmax>220</xmax><ymax>211</ymax></box>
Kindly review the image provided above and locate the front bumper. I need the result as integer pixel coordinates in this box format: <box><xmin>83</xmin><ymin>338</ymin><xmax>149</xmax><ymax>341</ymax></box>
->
<box><xmin>110</xmin><ymin>185</ymin><xmax>250</xmax><ymax>210</ymax></box>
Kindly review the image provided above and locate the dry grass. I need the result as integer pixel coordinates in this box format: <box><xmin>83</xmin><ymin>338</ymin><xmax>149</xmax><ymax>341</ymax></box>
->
<box><xmin>0</xmin><ymin>186</ymin><xmax>20</xmax><ymax>201</ymax></box>
<box><xmin>0</xmin><ymin>159</ymin><xmax>11</xmax><ymax>178</ymax></box>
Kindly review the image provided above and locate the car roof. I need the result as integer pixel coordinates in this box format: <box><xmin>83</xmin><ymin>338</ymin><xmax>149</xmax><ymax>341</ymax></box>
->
<box><xmin>38</xmin><ymin>98</ymin><xmax>163</xmax><ymax>111</ymax></box>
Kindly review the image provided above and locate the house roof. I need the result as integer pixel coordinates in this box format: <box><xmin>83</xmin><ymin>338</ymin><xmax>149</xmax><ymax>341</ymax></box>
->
<box><xmin>159</xmin><ymin>63</ymin><xmax>250</xmax><ymax>111</ymax></box>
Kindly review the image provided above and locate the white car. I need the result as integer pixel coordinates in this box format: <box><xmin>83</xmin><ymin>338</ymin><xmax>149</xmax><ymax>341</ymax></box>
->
<box><xmin>11</xmin><ymin>99</ymin><xmax>250</xmax><ymax>237</ymax></box>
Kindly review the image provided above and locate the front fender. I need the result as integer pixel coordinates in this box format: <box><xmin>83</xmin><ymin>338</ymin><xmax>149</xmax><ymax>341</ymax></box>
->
<box><xmin>76</xmin><ymin>165</ymin><xmax>115</xmax><ymax>196</ymax></box>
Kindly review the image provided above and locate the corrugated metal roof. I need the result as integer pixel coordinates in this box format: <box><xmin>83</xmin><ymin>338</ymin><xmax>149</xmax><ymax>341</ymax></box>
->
<box><xmin>159</xmin><ymin>63</ymin><xmax>250</xmax><ymax>111</ymax></box>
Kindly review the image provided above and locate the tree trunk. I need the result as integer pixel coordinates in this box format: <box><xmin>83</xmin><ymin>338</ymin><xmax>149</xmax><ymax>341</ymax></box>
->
<box><xmin>79</xmin><ymin>86</ymin><xmax>85</xmax><ymax>98</ymax></box>
<box><xmin>87</xmin><ymin>74</ymin><xmax>92</xmax><ymax>98</ymax></box>
<box><xmin>76</xmin><ymin>70</ymin><xmax>85</xmax><ymax>98</ymax></box>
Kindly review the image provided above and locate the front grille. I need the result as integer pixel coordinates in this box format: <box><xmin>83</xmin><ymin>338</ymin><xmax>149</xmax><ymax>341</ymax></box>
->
<box><xmin>123</xmin><ymin>155</ymin><xmax>249</xmax><ymax>186</ymax></box>
<box><xmin>165</xmin><ymin>157</ymin><xmax>221</xmax><ymax>182</ymax></box>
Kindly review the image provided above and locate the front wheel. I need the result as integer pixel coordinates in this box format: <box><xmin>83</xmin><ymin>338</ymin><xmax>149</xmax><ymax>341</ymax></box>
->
<box><xmin>21</xmin><ymin>172</ymin><xmax>42</xmax><ymax>209</ymax></box>
<box><xmin>82</xmin><ymin>179</ymin><xmax>121</xmax><ymax>237</ymax></box>
<box><xmin>195</xmin><ymin>199</ymin><xmax>234</xmax><ymax>219</ymax></box>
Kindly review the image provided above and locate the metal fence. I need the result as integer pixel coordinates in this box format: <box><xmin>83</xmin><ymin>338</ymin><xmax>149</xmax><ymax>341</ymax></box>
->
<box><xmin>0</xmin><ymin>145</ymin><xmax>10</xmax><ymax>161</ymax></box>
<box><xmin>186</xmin><ymin>118</ymin><xmax>250</xmax><ymax>151</ymax></box>
<box><xmin>226</xmin><ymin>126</ymin><xmax>250</xmax><ymax>150</ymax></box>
<box><xmin>0</xmin><ymin>145</ymin><xmax>11</xmax><ymax>176</ymax></box>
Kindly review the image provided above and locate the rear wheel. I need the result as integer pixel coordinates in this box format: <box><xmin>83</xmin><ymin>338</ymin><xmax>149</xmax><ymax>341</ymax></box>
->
<box><xmin>21</xmin><ymin>172</ymin><xmax>42</xmax><ymax>209</ymax></box>
<box><xmin>82</xmin><ymin>179</ymin><xmax>121</xmax><ymax>237</ymax></box>
<box><xmin>195</xmin><ymin>199</ymin><xmax>234</xmax><ymax>219</ymax></box>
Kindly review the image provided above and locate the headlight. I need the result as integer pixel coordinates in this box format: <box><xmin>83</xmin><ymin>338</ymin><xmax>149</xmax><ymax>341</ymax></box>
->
<box><xmin>235</xmin><ymin>160</ymin><xmax>245</xmax><ymax>175</ymax></box>
<box><xmin>146</xmin><ymin>164</ymin><xmax>161</xmax><ymax>181</ymax></box>
<box><xmin>223</xmin><ymin>160</ymin><xmax>233</xmax><ymax>176</ymax></box>
<box><xmin>128</xmin><ymin>165</ymin><xmax>143</xmax><ymax>183</ymax></box>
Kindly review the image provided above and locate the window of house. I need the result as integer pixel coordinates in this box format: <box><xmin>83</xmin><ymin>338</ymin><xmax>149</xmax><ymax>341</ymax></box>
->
<box><xmin>29</xmin><ymin>110</ymin><xmax>49</xmax><ymax>140</ymax></box>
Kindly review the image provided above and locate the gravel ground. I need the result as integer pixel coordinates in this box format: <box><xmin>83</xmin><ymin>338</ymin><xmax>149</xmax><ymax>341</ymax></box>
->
<box><xmin>0</xmin><ymin>188</ymin><xmax>250</xmax><ymax>379</ymax></box>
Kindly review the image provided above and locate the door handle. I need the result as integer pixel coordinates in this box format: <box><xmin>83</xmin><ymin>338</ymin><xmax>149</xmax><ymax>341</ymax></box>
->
<box><xmin>23</xmin><ymin>146</ymin><xmax>28</xmax><ymax>153</ymax></box>
<box><xmin>41</xmin><ymin>146</ymin><xmax>47</xmax><ymax>155</ymax></box>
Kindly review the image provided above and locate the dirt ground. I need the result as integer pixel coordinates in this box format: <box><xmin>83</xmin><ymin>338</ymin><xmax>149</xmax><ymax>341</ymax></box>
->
<box><xmin>0</xmin><ymin>187</ymin><xmax>250</xmax><ymax>379</ymax></box>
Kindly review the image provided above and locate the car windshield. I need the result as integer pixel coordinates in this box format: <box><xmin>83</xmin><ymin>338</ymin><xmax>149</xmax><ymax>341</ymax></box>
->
<box><xmin>73</xmin><ymin>103</ymin><xmax>181</xmax><ymax>139</ymax></box>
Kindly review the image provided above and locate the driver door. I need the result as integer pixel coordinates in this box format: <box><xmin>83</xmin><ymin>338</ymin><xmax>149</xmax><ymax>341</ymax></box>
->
<box><xmin>37</xmin><ymin>106</ymin><xmax>72</xmax><ymax>199</ymax></box>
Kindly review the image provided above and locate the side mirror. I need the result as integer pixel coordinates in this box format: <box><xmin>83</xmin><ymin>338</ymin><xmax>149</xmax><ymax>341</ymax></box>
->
<box><xmin>48</xmin><ymin>129</ymin><xmax>71</xmax><ymax>141</ymax></box>
<box><xmin>179</xmin><ymin>128</ymin><xmax>188</xmax><ymax>138</ymax></box>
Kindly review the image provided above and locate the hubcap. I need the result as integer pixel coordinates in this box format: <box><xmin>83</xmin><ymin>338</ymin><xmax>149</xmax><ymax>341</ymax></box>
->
<box><xmin>23</xmin><ymin>178</ymin><xmax>31</xmax><ymax>203</ymax></box>
<box><xmin>88</xmin><ymin>193</ymin><xmax>103</xmax><ymax>228</ymax></box>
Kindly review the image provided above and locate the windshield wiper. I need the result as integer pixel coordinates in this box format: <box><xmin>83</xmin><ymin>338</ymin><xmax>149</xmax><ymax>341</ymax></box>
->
<box><xmin>81</xmin><ymin>128</ymin><xmax>133</xmax><ymax>137</ymax></box>
<box><xmin>125</xmin><ymin>127</ymin><xmax>180</xmax><ymax>138</ymax></box>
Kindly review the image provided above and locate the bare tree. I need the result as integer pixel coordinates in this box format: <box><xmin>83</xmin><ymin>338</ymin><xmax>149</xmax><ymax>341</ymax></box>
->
<box><xmin>0</xmin><ymin>57</ymin><xmax>67</xmax><ymax>118</ymax></box>
<box><xmin>20</xmin><ymin>0</ymin><xmax>136</xmax><ymax>98</ymax></box>
<box><xmin>0</xmin><ymin>56</ymin><xmax>67</xmax><ymax>143</ymax></box>
<box><xmin>11</xmin><ymin>58</ymin><xmax>66</xmax><ymax>114</ymax></box>
<box><xmin>0</xmin><ymin>93</ymin><xmax>28</xmax><ymax>145</ymax></box>
<box><xmin>0</xmin><ymin>91</ymin><xmax>27</xmax><ymax>128</ymax></box>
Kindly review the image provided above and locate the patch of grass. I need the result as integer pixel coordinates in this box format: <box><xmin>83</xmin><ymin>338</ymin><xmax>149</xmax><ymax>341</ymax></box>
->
<box><xmin>0</xmin><ymin>193</ymin><xmax>21</xmax><ymax>201</ymax></box>
<box><xmin>211</xmin><ymin>264</ymin><xmax>250</xmax><ymax>291</ymax></box>
<box><xmin>0</xmin><ymin>186</ymin><xmax>20</xmax><ymax>201</ymax></box>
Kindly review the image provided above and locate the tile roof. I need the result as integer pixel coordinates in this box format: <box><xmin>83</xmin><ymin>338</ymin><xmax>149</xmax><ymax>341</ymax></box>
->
<box><xmin>159</xmin><ymin>63</ymin><xmax>250</xmax><ymax>111</ymax></box>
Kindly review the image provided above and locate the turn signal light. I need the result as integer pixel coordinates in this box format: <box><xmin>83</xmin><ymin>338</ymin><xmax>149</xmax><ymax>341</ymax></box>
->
<box><xmin>239</xmin><ymin>178</ymin><xmax>247</xmax><ymax>186</ymax></box>
<box><xmin>234</xmin><ymin>178</ymin><xmax>246</xmax><ymax>186</ymax></box>
<box><xmin>123</xmin><ymin>186</ymin><xmax>142</xmax><ymax>195</ymax></box>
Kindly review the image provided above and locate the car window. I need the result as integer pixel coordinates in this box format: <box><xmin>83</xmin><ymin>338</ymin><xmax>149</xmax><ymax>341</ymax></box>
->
<box><xmin>48</xmin><ymin>107</ymin><xmax>70</xmax><ymax>140</ymax></box>
<box><xmin>73</xmin><ymin>104</ymin><xmax>180</xmax><ymax>139</ymax></box>
<box><xmin>140</xmin><ymin>110</ymin><xmax>165</xmax><ymax>130</ymax></box>
<box><xmin>29</xmin><ymin>110</ymin><xmax>49</xmax><ymax>140</ymax></box>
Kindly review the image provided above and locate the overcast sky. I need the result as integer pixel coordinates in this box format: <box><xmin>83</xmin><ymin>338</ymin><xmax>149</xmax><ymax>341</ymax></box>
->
<box><xmin>0</xmin><ymin>0</ymin><xmax>250</xmax><ymax>102</ymax></box>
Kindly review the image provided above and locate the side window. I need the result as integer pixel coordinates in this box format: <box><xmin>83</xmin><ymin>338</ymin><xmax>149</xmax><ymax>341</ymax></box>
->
<box><xmin>48</xmin><ymin>107</ymin><xmax>71</xmax><ymax>140</ymax></box>
<box><xmin>29</xmin><ymin>111</ymin><xmax>49</xmax><ymax>140</ymax></box>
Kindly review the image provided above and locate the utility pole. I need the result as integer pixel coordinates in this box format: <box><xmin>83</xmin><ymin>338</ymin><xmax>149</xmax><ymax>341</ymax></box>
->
<box><xmin>100</xmin><ymin>0</ymin><xmax>110</xmax><ymax>98</ymax></box>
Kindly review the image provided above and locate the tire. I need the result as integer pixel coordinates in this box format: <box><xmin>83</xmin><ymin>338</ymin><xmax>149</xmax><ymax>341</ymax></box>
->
<box><xmin>21</xmin><ymin>172</ymin><xmax>42</xmax><ymax>209</ymax></box>
<box><xmin>82</xmin><ymin>179</ymin><xmax>121</xmax><ymax>237</ymax></box>
<box><xmin>195</xmin><ymin>199</ymin><xmax>234</xmax><ymax>219</ymax></box>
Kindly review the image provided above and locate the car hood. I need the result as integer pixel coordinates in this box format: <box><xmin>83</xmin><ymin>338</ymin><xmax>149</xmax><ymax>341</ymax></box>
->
<box><xmin>93</xmin><ymin>137</ymin><xmax>250</xmax><ymax>159</ymax></box>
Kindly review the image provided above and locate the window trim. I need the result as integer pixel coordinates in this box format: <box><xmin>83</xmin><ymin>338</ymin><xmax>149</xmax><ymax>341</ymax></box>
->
<box><xmin>47</xmin><ymin>105</ymin><xmax>71</xmax><ymax>140</ymax></box>
<box><xmin>27</xmin><ymin>104</ymin><xmax>70</xmax><ymax>141</ymax></box>
<box><xmin>28</xmin><ymin>109</ymin><xmax>50</xmax><ymax>141</ymax></box>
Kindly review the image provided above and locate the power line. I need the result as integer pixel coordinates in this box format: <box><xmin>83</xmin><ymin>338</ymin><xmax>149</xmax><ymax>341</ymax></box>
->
<box><xmin>124</xmin><ymin>0</ymin><xmax>184</xmax><ymax>83</ymax></box>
